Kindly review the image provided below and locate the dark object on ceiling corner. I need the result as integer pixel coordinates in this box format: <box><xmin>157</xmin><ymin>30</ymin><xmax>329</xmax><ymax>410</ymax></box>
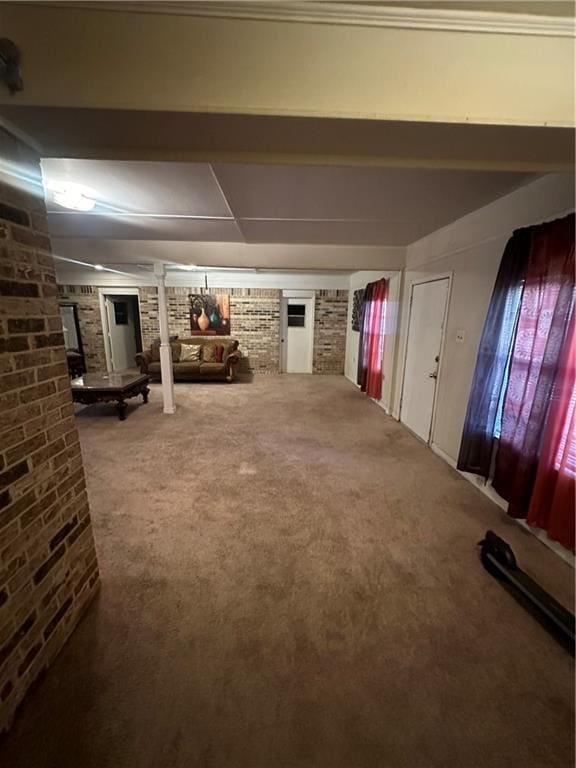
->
<box><xmin>479</xmin><ymin>529</ymin><xmax>575</xmax><ymax>654</ymax></box>
<box><xmin>0</xmin><ymin>38</ymin><xmax>23</xmax><ymax>94</ymax></box>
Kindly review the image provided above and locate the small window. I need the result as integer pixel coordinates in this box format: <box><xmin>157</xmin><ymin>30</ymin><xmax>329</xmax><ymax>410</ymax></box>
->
<box><xmin>114</xmin><ymin>301</ymin><xmax>128</xmax><ymax>325</ymax></box>
<box><xmin>287</xmin><ymin>304</ymin><xmax>306</xmax><ymax>327</ymax></box>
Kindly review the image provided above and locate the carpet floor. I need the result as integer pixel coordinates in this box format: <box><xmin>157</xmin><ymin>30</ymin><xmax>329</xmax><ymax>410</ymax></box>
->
<box><xmin>0</xmin><ymin>375</ymin><xmax>573</xmax><ymax>768</ymax></box>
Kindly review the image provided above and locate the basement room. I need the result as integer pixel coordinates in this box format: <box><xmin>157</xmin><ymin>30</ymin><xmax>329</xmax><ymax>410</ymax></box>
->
<box><xmin>0</xmin><ymin>2</ymin><xmax>574</xmax><ymax>767</ymax></box>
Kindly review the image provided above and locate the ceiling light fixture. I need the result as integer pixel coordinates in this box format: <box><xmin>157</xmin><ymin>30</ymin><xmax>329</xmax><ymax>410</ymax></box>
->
<box><xmin>49</xmin><ymin>181</ymin><xmax>97</xmax><ymax>212</ymax></box>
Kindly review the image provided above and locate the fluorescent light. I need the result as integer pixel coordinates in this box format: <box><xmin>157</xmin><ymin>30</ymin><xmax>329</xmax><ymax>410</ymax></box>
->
<box><xmin>49</xmin><ymin>181</ymin><xmax>97</xmax><ymax>212</ymax></box>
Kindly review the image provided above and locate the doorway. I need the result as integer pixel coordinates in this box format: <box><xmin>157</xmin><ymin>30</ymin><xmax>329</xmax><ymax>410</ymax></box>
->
<box><xmin>101</xmin><ymin>292</ymin><xmax>142</xmax><ymax>372</ymax></box>
<box><xmin>400</xmin><ymin>276</ymin><xmax>450</xmax><ymax>443</ymax></box>
<box><xmin>280</xmin><ymin>296</ymin><xmax>315</xmax><ymax>373</ymax></box>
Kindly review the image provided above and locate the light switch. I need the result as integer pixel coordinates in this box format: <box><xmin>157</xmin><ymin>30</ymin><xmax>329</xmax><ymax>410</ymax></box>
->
<box><xmin>456</xmin><ymin>329</ymin><xmax>466</xmax><ymax>344</ymax></box>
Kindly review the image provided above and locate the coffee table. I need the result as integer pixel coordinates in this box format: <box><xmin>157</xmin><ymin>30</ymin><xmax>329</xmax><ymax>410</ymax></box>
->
<box><xmin>71</xmin><ymin>372</ymin><xmax>150</xmax><ymax>420</ymax></box>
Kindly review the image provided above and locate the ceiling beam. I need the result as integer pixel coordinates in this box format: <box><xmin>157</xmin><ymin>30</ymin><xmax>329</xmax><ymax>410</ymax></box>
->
<box><xmin>42</xmin><ymin>2</ymin><xmax>576</xmax><ymax>38</ymax></box>
<box><xmin>1</xmin><ymin>108</ymin><xmax>573</xmax><ymax>172</ymax></box>
<box><xmin>51</xmin><ymin>238</ymin><xmax>407</xmax><ymax>272</ymax></box>
<box><xmin>0</xmin><ymin>3</ymin><xmax>573</xmax><ymax>128</ymax></box>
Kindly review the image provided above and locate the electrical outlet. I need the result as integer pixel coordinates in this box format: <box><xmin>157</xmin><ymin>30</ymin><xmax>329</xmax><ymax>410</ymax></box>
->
<box><xmin>456</xmin><ymin>329</ymin><xmax>466</xmax><ymax>344</ymax></box>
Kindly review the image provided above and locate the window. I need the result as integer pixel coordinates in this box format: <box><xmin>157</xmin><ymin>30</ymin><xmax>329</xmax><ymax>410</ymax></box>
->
<box><xmin>493</xmin><ymin>283</ymin><xmax>524</xmax><ymax>439</ymax></box>
<box><xmin>459</xmin><ymin>214</ymin><xmax>574</xmax><ymax>549</ymax></box>
<box><xmin>114</xmin><ymin>301</ymin><xmax>128</xmax><ymax>325</ymax></box>
<box><xmin>287</xmin><ymin>304</ymin><xmax>306</xmax><ymax>328</ymax></box>
<box><xmin>555</xmin><ymin>381</ymin><xmax>576</xmax><ymax>476</ymax></box>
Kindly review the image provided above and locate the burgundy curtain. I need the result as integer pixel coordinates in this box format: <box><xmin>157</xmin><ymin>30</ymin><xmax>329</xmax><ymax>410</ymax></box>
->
<box><xmin>457</xmin><ymin>229</ymin><xmax>530</xmax><ymax>476</ymax></box>
<box><xmin>526</xmin><ymin>313</ymin><xmax>575</xmax><ymax>551</ymax></box>
<box><xmin>492</xmin><ymin>214</ymin><xmax>575</xmax><ymax>518</ymax></box>
<box><xmin>357</xmin><ymin>279</ymin><xmax>388</xmax><ymax>400</ymax></box>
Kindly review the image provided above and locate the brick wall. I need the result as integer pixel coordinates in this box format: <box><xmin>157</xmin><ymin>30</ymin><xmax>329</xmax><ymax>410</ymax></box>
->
<box><xmin>139</xmin><ymin>286</ymin><xmax>281</xmax><ymax>374</ymax></box>
<box><xmin>0</xmin><ymin>128</ymin><xmax>99</xmax><ymax>733</ymax></box>
<box><xmin>58</xmin><ymin>283</ymin><xmax>348</xmax><ymax>375</ymax></box>
<box><xmin>57</xmin><ymin>285</ymin><xmax>107</xmax><ymax>371</ymax></box>
<box><xmin>313</xmin><ymin>290</ymin><xmax>349</xmax><ymax>374</ymax></box>
<box><xmin>138</xmin><ymin>286</ymin><xmax>159</xmax><ymax>355</ymax></box>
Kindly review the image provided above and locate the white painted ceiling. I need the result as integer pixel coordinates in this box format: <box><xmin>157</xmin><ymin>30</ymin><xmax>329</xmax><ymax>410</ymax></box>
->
<box><xmin>42</xmin><ymin>159</ymin><xmax>536</xmax><ymax>254</ymax></box>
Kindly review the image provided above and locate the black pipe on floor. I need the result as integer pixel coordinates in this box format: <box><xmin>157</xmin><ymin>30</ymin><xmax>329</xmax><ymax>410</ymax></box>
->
<box><xmin>478</xmin><ymin>530</ymin><xmax>575</xmax><ymax>654</ymax></box>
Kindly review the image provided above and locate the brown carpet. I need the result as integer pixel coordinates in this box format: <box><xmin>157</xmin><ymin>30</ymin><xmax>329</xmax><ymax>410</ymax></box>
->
<box><xmin>1</xmin><ymin>375</ymin><xmax>574</xmax><ymax>768</ymax></box>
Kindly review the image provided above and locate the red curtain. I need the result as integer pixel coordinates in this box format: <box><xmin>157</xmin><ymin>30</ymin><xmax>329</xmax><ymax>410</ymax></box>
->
<box><xmin>492</xmin><ymin>214</ymin><xmax>575</xmax><ymax>518</ymax></box>
<box><xmin>359</xmin><ymin>279</ymin><xmax>388</xmax><ymax>400</ymax></box>
<box><xmin>527</xmin><ymin>313</ymin><xmax>575</xmax><ymax>551</ymax></box>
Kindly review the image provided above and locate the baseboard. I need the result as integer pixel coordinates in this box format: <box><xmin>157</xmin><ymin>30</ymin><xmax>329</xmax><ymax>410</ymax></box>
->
<box><xmin>377</xmin><ymin>399</ymin><xmax>393</xmax><ymax>416</ymax></box>
<box><xmin>345</xmin><ymin>373</ymin><xmax>395</xmax><ymax>416</ymax></box>
<box><xmin>430</xmin><ymin>443</ymin><xmax>575</xmax><ymax>568</ymax></box>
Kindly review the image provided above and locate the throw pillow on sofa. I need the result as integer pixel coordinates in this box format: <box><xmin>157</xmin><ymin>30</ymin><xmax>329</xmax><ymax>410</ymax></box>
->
<box><xmin>170</xmin><ymin>342</ymin><xmax>181</xmax><ymax>362</ymax></box>
<box><xmin>179</xmin><ymin>343</ymin><xmax>201</xmax><ymax>362</ymax></box>
<box><xmin>202</xmin><ymin>345</ymin><xmax>224</xmax><ymax>363</ymax></box>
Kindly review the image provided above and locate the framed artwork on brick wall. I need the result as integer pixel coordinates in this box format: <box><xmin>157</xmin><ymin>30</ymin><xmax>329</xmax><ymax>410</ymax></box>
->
<box><xmin>189</xmin><ymin>294</ymin><xmax>231</xmax><ymax>335</ymax></box>
<box><xmin>352</xmin><ymin>289</ymin><xmax>365</xmax><ymax>331</ymax></box>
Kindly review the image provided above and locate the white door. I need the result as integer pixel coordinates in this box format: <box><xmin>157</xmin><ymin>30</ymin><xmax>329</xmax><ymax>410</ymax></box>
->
<box><xmin>401</xmin><ymin>278</ymin><xmax>450</xmax><ymax>443</ymax></box>
<box><xmin>281</xmin><ymin>297</ymin><xmax>314</xmax><ymax>373</ymax></box>
<box><xmin>105</xmin><ymin>296</ymin><xmax>139</xmax><ymax>371</ymax></box>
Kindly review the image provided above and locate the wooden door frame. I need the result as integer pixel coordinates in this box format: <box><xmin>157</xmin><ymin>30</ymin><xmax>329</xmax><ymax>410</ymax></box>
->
<box><xmin>399</xmin><ymin>272</ymin><xmax>453</xmax><ymax>445</ymax></box>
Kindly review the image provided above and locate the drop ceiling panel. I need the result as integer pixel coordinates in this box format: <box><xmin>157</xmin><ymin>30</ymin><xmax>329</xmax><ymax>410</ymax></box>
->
<box><xmin>238</xmin><ymin>219</ymin><xmax>430</xmax><ymax>246</ymax></box>
<box><xmin>41</xmin><ymin>157</ymin><xmax>539</xmax><ymax>250</ymax></box>
<box><xmin>41</xmin><ymin>159</ymin><xmax>232</xmax><ymax>217</ymax></box>
<box><xmin>214</xmin><ymin>163</ymin><xmax>535</xmax><ymax>226</ymax></box>
<box><xmin>47</xmin><ymin>214</ymin><xmax>243</xmax><ymax>242</ymax></box>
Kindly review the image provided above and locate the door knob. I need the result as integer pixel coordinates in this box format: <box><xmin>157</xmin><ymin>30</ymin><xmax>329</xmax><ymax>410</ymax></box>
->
<box><xmin>429</xmin><ymin>371</ymin><xmax>438</xmax><ymax>379</ymax></box>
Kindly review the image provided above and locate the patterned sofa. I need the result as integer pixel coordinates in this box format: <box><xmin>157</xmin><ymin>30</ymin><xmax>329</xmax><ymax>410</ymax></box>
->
<box><xmin>135</xmin><ymin>338</ymin><xmax>241</xmax><ymax>382</ymax></box>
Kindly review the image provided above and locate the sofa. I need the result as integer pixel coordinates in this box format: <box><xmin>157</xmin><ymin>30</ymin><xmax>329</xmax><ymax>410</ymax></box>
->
<box><xmin>135</xmin><ymin>338</ymin><xmax>241</xmax><ymax>382</ymax></box>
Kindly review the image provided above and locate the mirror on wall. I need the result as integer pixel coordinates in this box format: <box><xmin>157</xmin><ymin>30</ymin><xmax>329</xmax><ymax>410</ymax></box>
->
<box><xmin>59</xmin><ymin>303</ymin><xmax>86</xmax><ymax>378</ymax></box>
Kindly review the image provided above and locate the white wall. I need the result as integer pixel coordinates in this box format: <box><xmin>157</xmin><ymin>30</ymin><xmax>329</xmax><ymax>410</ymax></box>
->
<box><xmin>344</xmin><ymin>270</ymin><xmax>401</xmax><ymax>414</ymax></box>
<box><xmin>394</xmin><ymin>173</ymin><xmax>575</xmax><ymax>462</ymax></box>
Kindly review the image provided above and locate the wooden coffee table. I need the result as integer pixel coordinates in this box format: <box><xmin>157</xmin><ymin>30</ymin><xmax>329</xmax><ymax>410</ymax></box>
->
<box><xmin>71</xmin><ymin>372</ymin><xmax>150</xmax><ymax>420</ymax></box>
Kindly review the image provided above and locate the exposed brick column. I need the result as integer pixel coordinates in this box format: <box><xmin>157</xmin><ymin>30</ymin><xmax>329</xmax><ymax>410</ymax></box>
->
<box><xmin>313</xmin><ymin>290</ymin><xmax>349</xmax><ymax>374</ymax></box>
<box><xmin>0</xmin><ymin>127</ymin><xmax>99</xmax><ymax>732</ymax></box>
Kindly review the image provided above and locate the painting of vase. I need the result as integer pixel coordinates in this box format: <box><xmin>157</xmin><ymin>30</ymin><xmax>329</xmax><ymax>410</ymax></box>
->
<box><xmin>189</xmin><ymin>294</ymin><xmax>231</xmax><ymax>336</ymax></box>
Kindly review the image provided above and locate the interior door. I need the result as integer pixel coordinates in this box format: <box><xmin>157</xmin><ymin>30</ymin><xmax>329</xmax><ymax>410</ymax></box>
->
<box><xmin>282</xmin><ymin>298</ymin><xmax>314</xmax><ymax>373</ymax></box>
<box><xmin>105</xmin><ymin>296</ymin><xmax>138</xmax><ymax>371</ymax></box>
<box><xmin>401</xmin><ymin>278</ymin><xmax>450</xmax><ymax>443</ymax></box>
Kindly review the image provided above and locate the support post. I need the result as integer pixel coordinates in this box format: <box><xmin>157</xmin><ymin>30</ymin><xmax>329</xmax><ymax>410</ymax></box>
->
<box><xmin>154</xmin><ymin>262</ymin><xmax>175</xmax><ymax>415</ymax></box>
